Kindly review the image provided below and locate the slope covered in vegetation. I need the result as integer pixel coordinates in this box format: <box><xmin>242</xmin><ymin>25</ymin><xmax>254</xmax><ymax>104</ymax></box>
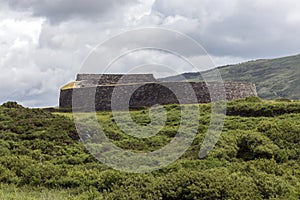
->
<box><xmin>0</xmin><ymin>99</ymin><xmax>300</xmax><ymax>199</ymax></box>
<box><xmin>162</xmin><ymin>54</ymin><xmax>300</xmax><ymax>100</ymax></box>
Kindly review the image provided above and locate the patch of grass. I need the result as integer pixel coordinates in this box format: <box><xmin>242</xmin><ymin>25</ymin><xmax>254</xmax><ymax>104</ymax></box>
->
<box><xmin>0</xmin><ymin>184</ymin><xmax>82</xmax><ymax>200</ymax></box>
<box><xmin>61</xmin><ymin>82</ymin><xmax>77</xmax><ymax>90</ymax></box>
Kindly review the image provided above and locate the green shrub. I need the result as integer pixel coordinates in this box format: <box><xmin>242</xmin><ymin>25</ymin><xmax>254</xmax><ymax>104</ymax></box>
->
<box><xmin>275</xmin><ymin>98</ymin><xmax>292</xmax><ymax>102</ymax></box>
<box><xmin>0</xmin><ymin>101</ymin><xmax>299</xmax><ymax>199</ymax></box>
<box><xmin>237</xmin><ymin>131</ymin><xmax>280</xmax><ymax>160</ymax></box>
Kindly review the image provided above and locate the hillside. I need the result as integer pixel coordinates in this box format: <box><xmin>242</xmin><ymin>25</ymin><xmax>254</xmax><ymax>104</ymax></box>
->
<box><xmin>162</xmin><ymin>54</ymin><xmax>300</xmax><ymax>100</ymax></box>
<box><xmin>0</xmin><ymin>100</ymin><xmax>300</xmax><ymax>199</ymax></box>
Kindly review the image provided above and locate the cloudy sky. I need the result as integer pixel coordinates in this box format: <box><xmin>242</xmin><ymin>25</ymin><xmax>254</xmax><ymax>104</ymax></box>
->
<box><xmin>1</xmin><ymin>0</ymin><xmax>300</xmax><ymax>107</ymax></box>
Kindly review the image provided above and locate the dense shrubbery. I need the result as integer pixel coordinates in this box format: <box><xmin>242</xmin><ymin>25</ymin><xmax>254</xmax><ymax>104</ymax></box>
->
<box><xmin>0</xmin><ymin>99</ymin><xmax>300</xmax><ymax>199</ymax></box>
<box><xmin>226</xmin><ymin>96</ymin><xmax>300</xmax><ymax>117</ymax></box>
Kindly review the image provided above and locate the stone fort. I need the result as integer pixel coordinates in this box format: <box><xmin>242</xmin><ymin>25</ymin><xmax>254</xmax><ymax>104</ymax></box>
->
<box><xmin>59</xmin><ymin>74</ymin><xmax>257</xmax><ymax>111</ymax></box>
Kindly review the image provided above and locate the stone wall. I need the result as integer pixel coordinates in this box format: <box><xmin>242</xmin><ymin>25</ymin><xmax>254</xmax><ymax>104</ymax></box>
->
<box><xmin>76</xmin><ymin>74</ymin><xmax>157</xmax><ymax>86</ymax></box>
<box><xmin>60</xmin><ymin>81</ymin><xmax>257</xmax><ymax>111</ymax></box>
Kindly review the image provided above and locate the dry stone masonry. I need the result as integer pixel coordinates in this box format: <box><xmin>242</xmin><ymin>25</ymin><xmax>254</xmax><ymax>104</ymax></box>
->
<box><xmin>59</xmin><ymin>74</ymin><xmax>257</xmax><ymax>111</ymax></box>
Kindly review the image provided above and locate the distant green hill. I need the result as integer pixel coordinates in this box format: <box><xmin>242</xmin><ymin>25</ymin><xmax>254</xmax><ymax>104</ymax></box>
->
<box><xmin>162</xmin><ymin>54</ymin><xmax>300</xmax><ymax>99</ymax></box>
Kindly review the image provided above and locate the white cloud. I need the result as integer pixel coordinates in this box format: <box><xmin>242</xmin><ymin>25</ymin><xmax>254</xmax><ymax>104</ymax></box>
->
<box><xmin>151</xmin><ymin>0</ymin><xmax>300</xmax><ymax>58</ymax></box>
<box><xmin>0</xmin><ymin>1</ymin><xmax>155</xmax><ymax>107</ymax></box>
<box><xmin>0</xmin><ymin>0</ymin><xmax>300</xmax><ymax>107</ymax></box>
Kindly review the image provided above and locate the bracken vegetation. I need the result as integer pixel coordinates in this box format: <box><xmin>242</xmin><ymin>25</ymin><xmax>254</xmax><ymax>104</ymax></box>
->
<box><xmin>0</xmin><ymin>98</ymin><xmax>300</xmax><ymax>199</ymax></box>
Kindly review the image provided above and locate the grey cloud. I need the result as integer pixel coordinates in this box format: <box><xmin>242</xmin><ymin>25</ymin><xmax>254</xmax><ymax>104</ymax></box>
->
<box><xmin>1</xmin><ymin>0</ymin><xmax>300</xmax><ymax>107</ymax></box>
<box><xmin>151</xmin><ymin>0</ymin><xmax>300</xmax><ymax>59</ymax></box>
<box><xmin>3</xmin><ymin>0</ymin><xmax>138</xmax><ymax>23</ymax></box>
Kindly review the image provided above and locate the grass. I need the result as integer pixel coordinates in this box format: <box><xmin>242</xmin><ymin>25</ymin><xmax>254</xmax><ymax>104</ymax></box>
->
<box><xmin>61</xmin><ymin>82</ymin><xmax>77</xmax><ymax>90</ymax></box>
<box><xmin>0</xmin><ymin>99</ymin><xmax>300</xmax><ymax>199</ymax></box>
<box><xmin>0</xmin><ymin>184</ymin><xmax>77</xmax><ymax>200</ymax></box>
